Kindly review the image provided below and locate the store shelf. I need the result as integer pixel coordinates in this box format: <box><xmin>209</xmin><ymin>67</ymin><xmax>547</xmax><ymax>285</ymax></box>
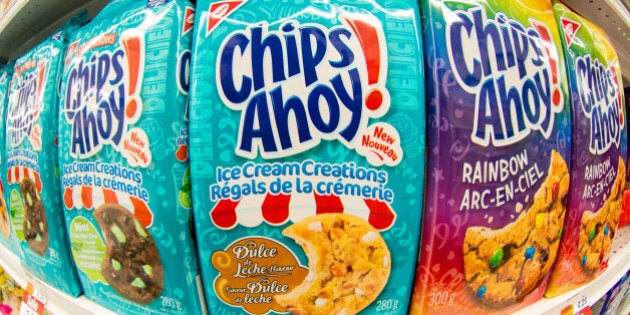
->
<box><xmin>563</xmin><ymin>0</ymin><xmax>630</xmax><ymax>87</ymax></box>
<box><xmin>514</xmin><ymin>226</ymin><xmax>630</xmax><ymax>315</ymax></box>
<box><xmin>0</xmin><ymin>0</ymin><xmax>108</xmax><ymax>62</ymax></box>
<box><xmin>0</xmin><ymin>244</ymin><xmax>115</xmax><ymax>315</ymax></box>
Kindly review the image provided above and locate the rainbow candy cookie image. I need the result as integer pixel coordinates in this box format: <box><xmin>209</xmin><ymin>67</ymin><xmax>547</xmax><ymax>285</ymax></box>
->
<box><xmin>189</xmin><ymin>0</ymin><xmax>426</xmax><ymax>314</ymax></box>
<box><xmin>546</xmin><ymin>1</ymin><xmax>627</xmax><ymax>297</ymax></box>
<box><xmin>463</xmin><ymin>150</ymin><xmax>569</xmax><ymax>305</ymax></box>
<box><xmin>411</xmin><ymin>0</ymin><xmax>571</xmax><ymax>313</ymax></box>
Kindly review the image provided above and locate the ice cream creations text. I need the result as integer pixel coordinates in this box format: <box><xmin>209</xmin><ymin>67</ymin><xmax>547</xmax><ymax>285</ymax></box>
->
<box><xmin>446</xmin><ymin>8</ymin><xmax>564</xmax><ymax>147</ymax></box>
<box><xmin>575</xmin><ymin>55</ymin><xmax>623</xmax><ymax>154</ymax></box>
<box><xmin>217</xmin><ymin>17</ymin><xmax>389</xmax><ymax>159</ymax></box>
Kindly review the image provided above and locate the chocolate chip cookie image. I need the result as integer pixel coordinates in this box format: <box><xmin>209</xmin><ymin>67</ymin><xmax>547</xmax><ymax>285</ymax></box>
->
<box><xmin>578</xmin><ymin>158</ymin><xmax>625</xmax><ymax>275</ymax></box>
<box><xmin>463</xmin><ymin>150</ymin><xmax>569</xmax><ymax>306</ymax></box>
<box><xmin>275</xmin><ymin>213</ymin><xmax>391</xmax><ymax>315</ymax></box>
<box><xmin>94</xmin><ymin>203</ymin><xmax>164</xmax><ymax>304</ymax></box>
<box><xmin>0</xmin><ymin>195</ymin><xmax>9</xmax><ymax>238</ymax></box>
<box><xmin>20</xmin><ymin>177</ymin><xmax>49</xmax><ymax>256</ymax></box>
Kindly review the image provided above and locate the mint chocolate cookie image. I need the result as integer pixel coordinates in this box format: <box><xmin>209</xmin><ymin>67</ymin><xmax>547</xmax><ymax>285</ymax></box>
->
<box><xmin>578</xmin><ymin>158</ymin><xmax>625</xmax><ymax>275</ymax></box>
<box><xmin>95</xmin><ymin>203</ymin><xmax>164</xmax><ymax>304</ymax></box>
<box><xmin>463</xmin><ymin>150</ymin><xmax>569</xmax><ymax>306</ymax></box>
<box><xmin>20</xmin><ymin>177</ymin><xmax>49</xmax><ymax>256</ymax></box>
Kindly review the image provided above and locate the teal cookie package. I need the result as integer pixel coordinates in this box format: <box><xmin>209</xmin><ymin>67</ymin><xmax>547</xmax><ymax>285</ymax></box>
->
<box><xmin>6</xmin><ymin>24</ymin><xmax>85</xmax><ymax>296</ymax></box>
<box><xmin>58</xmin><ymin>0</ymin><xmax>204</xmax><ymax>313</ymax></box>
<box><xmin>0</xmin><ymin>62</ymin><xmax>17</xmax><ymax>255</ymax></box>
<box><xmin>189</xmin><ymin>0</ymin><xmax>426</xmax><ymax>314</ymax></box>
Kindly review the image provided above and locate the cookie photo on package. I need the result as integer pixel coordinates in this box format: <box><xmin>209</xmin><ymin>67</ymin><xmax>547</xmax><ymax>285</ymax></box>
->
<box><xmin>189</xmin><ymin>0</ymin><xmax>426</xmax><ymax>314</ymax></box>
<box><xmin>545</xmin><ymin>1</ymin><xmax>627</xmax><ymax>297</ymax></box>
<box><xmin>58</xmin><ymin>0</ymin><xmax>205</xmax><ymax>314</ymax></box>
<box><xmin>5</xmin><ymin>25</ymin><xmax>84</xmax><ymax>296</ymax></box>
<box><xmin>410</xmin><ymin>0</ymin><xmax>571</xmax><ymax>313</ymax></box>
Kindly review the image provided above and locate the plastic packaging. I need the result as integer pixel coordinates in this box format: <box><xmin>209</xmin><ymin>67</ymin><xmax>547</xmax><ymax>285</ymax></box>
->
<box><xmin>58</xmin><ymin>0</ymin><xmax>204</xmax><ymax>313</ymax></box>
<box><xmin>546</xmin><ymin>1</ymin><xmax>627</xmax><ymax>297</ymax></box>
<box><xmin>411</xmin><ymin>0</ymin><xmax>571</xmax><ymax>313</ymax></box>
<box><xmin>189</xmin><ymin>0</ymin><xmax>426</xmax><ymax>313</ymax></box>
<box><xmin>5</xmin><ymin>17</ymin><xmax>86</xmax><ymax>297</ymax></box>
<box><xmin>0</xmin><ymin>62</ymin><xmax>17</xmax><ymax>255</ymax></box>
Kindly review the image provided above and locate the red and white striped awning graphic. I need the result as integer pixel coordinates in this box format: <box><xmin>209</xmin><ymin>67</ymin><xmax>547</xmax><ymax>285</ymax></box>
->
<box><xmin>211</xmin><ymin>193</ymin><xmax>396</xmax><ymax>230</ymax></box>
<box><xmin>63</xmin><ymin>185</ymin><xmax>154</xmax><ymax>227</ymax></box>
<box><xmin>7</xmin><ymin>166</ymin><xmax>42</xmax><ymax>192</ymax></box>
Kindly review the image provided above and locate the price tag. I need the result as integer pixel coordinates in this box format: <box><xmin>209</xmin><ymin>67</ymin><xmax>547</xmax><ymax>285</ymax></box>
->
<box><xmin>576</xmin><ymin>306</ymin><xmax>592</xmax><ymax>315</ymax></box>
<box><xmin>575</xmin><ymin>295</ymin><xmax>589</xmax><ymax>310</ymax></box>
<box><xmin>19</xmin><ymin>283</ymin><xmax>46</xmax><ymax>315</ymax></box>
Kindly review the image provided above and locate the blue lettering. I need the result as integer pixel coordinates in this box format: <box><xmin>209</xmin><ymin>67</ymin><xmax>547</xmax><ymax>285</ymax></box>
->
<box><xmin>270</xmin><ymin>86</ymin><xmax>312</xmax><ymax>150</ymax></box>
<box><xmin>329</xmin><ymin>29</ymin><xmax>354</xmax><ymax>68</ymax></box>
<box><xmin>301</xmin><ymin>26</ymin><xmax>327</xmax><ymax>87</ymax></box>
<box><xmin>65</xmin><ymin>48</ymin><xmax>131</xmax><ymax>158</ymax></box>
<box><xmin>308</xmin><ymin>85</ymin><xmax>340</xmax><ymax>133</ymax></box>
<box><xmin>450</xmin><ymin>12</ymin><xmax>482</xmax><ymax>87</ymax></box>
<box><xmin>447</xmin><ymin>7</ymin><xmax>562</xmax><ymax>147</ymax></box>
<box><xmin>239</xmin><ymin>91</ymin><xmax>277</xmax><ymax>153</ymax></box>
<box><xmin>251</xmin><ymin>26</ymin><xmax>286</xmax><ymax>90</ymax></box>
<box><xmin>576</xmin><ymin>55</ymin><xmax>623</xmax><ymax>154</ymax></box>
<box><xmin>219</xmin><ymin>20</ymin><xmax>374</xmax><ymax>158</ymax></box>
<box><xmin>220</xmin><ymin>34</ymin><xmax>252</xmax><ymax>104</ymax></box>
<box><xmin>332</xmin><ymin>69</ymin><xmax>362</xmax><ymax>142</ymax></box>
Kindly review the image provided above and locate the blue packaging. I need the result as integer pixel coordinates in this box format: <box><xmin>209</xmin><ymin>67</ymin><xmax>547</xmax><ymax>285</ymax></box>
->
<box><xmin>190</xmin><ymin>0</ymin><xmax>426</xmax><ymax>314</ymax></box>
<box><xmin>0</xmin><ymin>62</ymin><xmax>18</xmax><ymax>255</ymax></box>
<box><xmin>6</xmin><ymin>30</ymin><xmax>82</xmax><ymax>296</ymax></box>
<box><xmin>58</xmin><ymin>0</ymin><xmax>205</xmax><ymax>314</ymax></box>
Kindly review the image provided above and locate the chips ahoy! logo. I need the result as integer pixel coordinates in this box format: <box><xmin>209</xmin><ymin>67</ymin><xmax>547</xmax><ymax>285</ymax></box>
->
<box><xmin>8</xmin><ymin>60</ymin><xmax>46</xmax><ymax>148</ymax></box>
<box><xmin>446</xmin><ymin>8</ymin><xmax>564</xmax><ymax>147</ymax></box>
<box><xmin>212</xmin><ymin>9</ymin><xmax>391</xmax><ymax>160</ymax></box>
<box><xmin>575</xmin><ymin>55</ymin><xmax>624</xmax><ymax>154</ymax></box>
<box><xmin>64</xmin><ymin>33</ymin><xmax>152</xmax><ymax>166</ymax></box>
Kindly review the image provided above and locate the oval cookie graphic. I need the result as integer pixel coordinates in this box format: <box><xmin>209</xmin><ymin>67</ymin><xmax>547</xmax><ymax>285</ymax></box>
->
<box><xmin>95</xmin><ymin>203</ymin><xmax>164</xmax><ymax>304</ymax></box>
<box><xmin>20</xmin><ymin>177</ymin><xmax>49</xmax><ymax>256</ymax></box>
<box><xmin>276</xmin><ymin>213</ymin><xmax>391</xmax><ymax>314</ymax></box>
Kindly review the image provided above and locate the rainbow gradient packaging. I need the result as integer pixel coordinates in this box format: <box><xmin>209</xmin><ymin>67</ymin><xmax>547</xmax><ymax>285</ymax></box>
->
<box><xmin>411</xmin><ymin>0</ymin><xmax>571</xmax><ymax>313</ymax></box>
<box><xmin>189</xmin><ymin>0</ymin><xmax>426</xmax><ymax>314</ymax></box>
<box><xmin>546</xmin><ymin>1</ymin><xmax>627</xmax><ymax>297</ymax></box>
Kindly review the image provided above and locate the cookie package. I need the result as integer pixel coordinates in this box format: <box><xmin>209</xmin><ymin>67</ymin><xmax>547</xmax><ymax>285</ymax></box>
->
<box><xmin>545</xmin><ymin>1</ymin><xmax>627</xmax><ymax>297</ymax></box>
<box><xmin>0</xmin><ymin>62</ymin><xmax>14</xmax><ymax>259</ymax></box>
<box><xmin>58</xmin><ymin>0</ymin><xmax>205</xmax><ymax>313</ymax></box>
<box><xmin>0</xmin><ymin>62</ymin><xmax>17</xmax><ymax>255</ymax></box>
<box><xmin>411</xmin><ymin>0</ymin><xmax>571</xmax><ymax>313</ymax></box>
<box><xmin>5</xmin><ymin>18</ymin><xmax>86</xmax><ymax>296</ymax></box>
<box><xmin>620</xmin><ymin>89</ymin><xmax>630</xmax><ymax>229</ymax></box>
<box><xmin>189</xmin><ymin>0</ymin><xmax>426</xmax><ymax>314</ymax></box>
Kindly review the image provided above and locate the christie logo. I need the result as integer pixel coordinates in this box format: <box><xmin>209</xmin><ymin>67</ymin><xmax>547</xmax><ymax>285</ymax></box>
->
<box><xmin>576</xmin><ymin>55</ymin><xmax>624</xmax><ymax>154</ymax></box>
<box><xmin>64</xmin><ymin>33</ymin><xmax>151</xmax><ymax>167</ymax></box>
<box><xmin>8</xmin><ymin>60</ymin><xmax>46</xmax><ymax>149</ymax></box>
<box><xmin>446</xmin><ymin>8</ymin><xmax>564</xmax><ymax>147</ymax></box>
<box><xmin>215</xmin><ymin>14</ymin><xmax>395</xmax><ymax>162</ymax></box>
